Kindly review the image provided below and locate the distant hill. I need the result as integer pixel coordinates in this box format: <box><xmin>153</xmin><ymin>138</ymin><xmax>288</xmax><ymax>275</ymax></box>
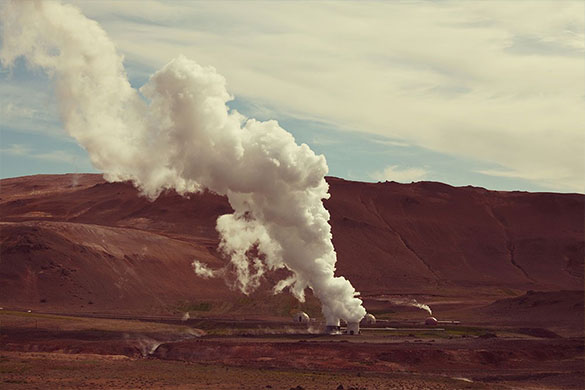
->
<box><xmin>326</xmin><ymin>177</ymin><xmax>583</xmax><ymax>295</ymax></box>
<box><xmin>1</xmin><ymin>174</ymin><xmax>582</xmax><ymax>315</ymax></box>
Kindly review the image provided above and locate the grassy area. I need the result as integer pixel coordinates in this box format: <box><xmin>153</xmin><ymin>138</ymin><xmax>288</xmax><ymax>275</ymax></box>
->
<box><xmin>173</xmin><ymin>293</ymin><xmax>324</xmax><ymax>322</ymax></box>
<box><xmin>0</xmin><ymin>310</ymin><xmax>81</xmax><ymax>321</ymax></box>
<box><xmin>176</xmin><ymin>301</ymin><xmax>213</xmax><ymax>312</ymax></box>
<box><xmin>443</xmin><ymin>326</ymin><xmax>491</xmax><ymax>337</ymax></box>
<box><xmin>360</xmin><ymin>325</ymin><xmax>504</xmax><ymax>339</ymax></box>
<box><xmin>0</xmin><ymin>311</ymin><xmax>191</xmax><ymax>335</ymax></box>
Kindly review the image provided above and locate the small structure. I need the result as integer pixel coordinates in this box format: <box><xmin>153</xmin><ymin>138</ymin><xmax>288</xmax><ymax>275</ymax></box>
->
<box><xmin>325</xmin><ymin>319</ymin><xmax>341</xmax><ymax>334</ymax></box>
<box><xmin>346</xmin><ymin>322</ymin><xmax>360</xmax><ymax>335</ymax></box>
<box><xmin>325</xmin><ymin>325</ymin><xmax>341</xmax><ymax>334</ymax></box>
<box><xmin>362</xmin><ymin>313</ymin><xmax>376</xmax><ymax>325</ymax></box>
<box><xmin>293</xmin><ymin>311</ymin><xmax>310</xmax><ymax>324</ymax></box>
<box><xmin>425</xmin><ymin>316</ymin><xmax>438</xmax><ymax>326</ymax></box>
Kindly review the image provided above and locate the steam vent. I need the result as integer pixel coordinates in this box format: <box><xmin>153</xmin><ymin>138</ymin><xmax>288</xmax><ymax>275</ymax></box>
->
<box><xmin>346</xmin><ymin>322</ymin><xmax>360</xmax><ymax>335</ymax></box>
<box><xmin>325</xmin><ymin>319</ymin><xmax>341</xmax><ymax>334</ymax></box>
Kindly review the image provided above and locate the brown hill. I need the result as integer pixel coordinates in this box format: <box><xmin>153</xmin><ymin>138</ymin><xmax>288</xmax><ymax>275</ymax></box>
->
<box><xmin>326</xmin><ymin>178</ymin><xmax>584</xmax><ymax>295</ymax></box>
<box><xmin>0</xmin><ymin>174</ymin><xmax>583</xmax><ymax>315</ymax></box>
<box><xmin>477</xmin><ymin>290</ymin><xmax>584</xmax><ymax>331</ymax></box>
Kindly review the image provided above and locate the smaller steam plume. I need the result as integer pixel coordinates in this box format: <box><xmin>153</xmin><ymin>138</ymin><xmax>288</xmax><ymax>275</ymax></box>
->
<box><xmin>192</xmin><ymin>260</ymin><xmax>223</xmax><ymax>279</ymax></box>
<box><xmin>388</xmin><ymin>298</ymin><xmax>432</xmax><ymax>315</ymax></box>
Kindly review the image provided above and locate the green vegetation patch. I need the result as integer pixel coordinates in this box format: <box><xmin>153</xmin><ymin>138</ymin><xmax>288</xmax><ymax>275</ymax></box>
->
<box><xmin>0</xmin><ymin>310</ymin><xmax>81</xmax><ymax>321</ymax></box>
<box><xmin>177</xmin><ymin>301</ymin><xmax>213</xmax><ymax>312</ymax></box>
<box><xmin>443</xmin><ymin>326</ymin><xmax>489</xmax><ymax>337</ymax></box>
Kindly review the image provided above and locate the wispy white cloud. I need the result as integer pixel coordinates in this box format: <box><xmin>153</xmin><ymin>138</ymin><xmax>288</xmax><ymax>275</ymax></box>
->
<box><xmin>477</xmin><ymin>167</ymin><xmax>583</xmax><ymax>193</ymax></box>
<box><xmin>1</xmin><ymin>102</ymin><xmax>36</xmax><ymax>118</ymax></box>
<box><xmin>1</xmin><ymin>143</ymin><xmax>77</xmax><ymax>164</ymax></box>
<box><xmin>311</xmin><ymin>134</ymin><xmax>343</xmax><ymax>146</ymax></box>
<box><xmin>0</xmin><ymin>143</ymin><xmax>32</xmax><ymax>156</ymax></box>
<box><xmin>370</xmin><ymin>138</ymin><xmax>411</xmax><ymax>148</ymax></box>
<box><xmin>0</xmin><ymin>79</ymin><xmax>65</xmax><ymax>137</ymax></box>
<box><xmin>35</xmin><ymin>150</ymin><xmax>78</xmax><ymax>164</ymax></box>
<box><xmin>370</xmin><ymin>165</ymin><xmax>428</xmax><ymax>183</ymax></box>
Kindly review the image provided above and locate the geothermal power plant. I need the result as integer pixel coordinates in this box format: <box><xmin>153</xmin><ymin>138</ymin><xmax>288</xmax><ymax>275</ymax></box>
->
<box><xmin>292</xmin><ymin>309</ymin><xmax>449</xmax><ymax>336</ymax></box>
<box><xmin>1</xmin><ymin>1</ymin><xmax>583</xmax><ymax>389</ymax></box>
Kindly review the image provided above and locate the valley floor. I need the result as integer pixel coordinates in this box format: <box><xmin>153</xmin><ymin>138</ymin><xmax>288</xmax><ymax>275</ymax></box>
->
<box><xmin>1</xmin><ymin>310</ymin><xmax>583</xmax><ymax>390</ymax></box>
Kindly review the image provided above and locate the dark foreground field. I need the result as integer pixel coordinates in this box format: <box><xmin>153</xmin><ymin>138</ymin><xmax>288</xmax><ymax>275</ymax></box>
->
<box><xmin>0</xmin><ymin>351</ymin><xmax>491</xmax><ymax>390</ymax></box>
<box><xmin>1</xmin><ymin>309</ymin><xmax>583</xmax><ymax>390</ymax></box>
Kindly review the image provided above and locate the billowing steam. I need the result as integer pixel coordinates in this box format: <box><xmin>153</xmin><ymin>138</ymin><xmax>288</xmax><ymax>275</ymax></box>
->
<box><xmin>0</xmin><ymin>0</ymin><xmax>366</xmax><ymax>325</ymax></box>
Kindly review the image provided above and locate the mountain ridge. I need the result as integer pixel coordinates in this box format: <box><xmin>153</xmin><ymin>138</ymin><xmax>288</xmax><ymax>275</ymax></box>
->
<box><xmin>1</xmin><ymin>173</ymin><xmax>582</xmax><ymax>315</ymax></box>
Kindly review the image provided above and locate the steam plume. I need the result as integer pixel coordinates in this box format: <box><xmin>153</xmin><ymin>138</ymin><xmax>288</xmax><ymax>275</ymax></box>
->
<box><xmin>411</xmin><ymin>301</ymin><xmax>432</xmax><ymax>316</ymax></box>
<box><xmin>388</xmin><ymin>298</ymin><xmax>432</xmax><ymax>315</ymax></box>
<box><xmin>192</xmin><ymin>260</ymin><xmax>222</xmax><ymax>279</ymax></box>
<box><xmin>0</xmin><ymin>0</ymin><xmax>366</xmax><ymax>325</ymax></box>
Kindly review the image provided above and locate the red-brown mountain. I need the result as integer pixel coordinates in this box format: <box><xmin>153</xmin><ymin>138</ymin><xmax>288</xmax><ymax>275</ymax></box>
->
<box><xmin>0</xmin><ymin>174</ymin><xmax>582</xmax><ymax>315</ymax></box>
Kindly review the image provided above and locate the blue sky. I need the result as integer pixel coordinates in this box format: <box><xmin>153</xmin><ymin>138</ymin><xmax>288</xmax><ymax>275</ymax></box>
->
<box><xmin>1</xmin><ymin>1</ymin><xmax>583</xmax><ymax>193</ymax></box>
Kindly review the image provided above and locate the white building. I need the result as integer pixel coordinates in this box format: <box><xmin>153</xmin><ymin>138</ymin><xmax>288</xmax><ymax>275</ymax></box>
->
<box><xmin>293</xmin><ymin>311</ymin><xmax>310</xmax><ymax>324</ymax></box>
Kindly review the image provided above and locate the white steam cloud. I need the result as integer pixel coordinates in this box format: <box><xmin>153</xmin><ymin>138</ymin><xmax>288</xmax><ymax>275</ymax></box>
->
<box><xmin>0</xmin><ymin>0</ymin><xmax>366</xmax><ymax>325</ymax></box>
<box><xmin>411</xmin><ymin>301</ymin><xmax>432</xmax><ymax>316</ymax></box>
<box><xmin>192</xmin><ymin>260</ymin><xmax>223</xmax><ymax>280</ymax></box>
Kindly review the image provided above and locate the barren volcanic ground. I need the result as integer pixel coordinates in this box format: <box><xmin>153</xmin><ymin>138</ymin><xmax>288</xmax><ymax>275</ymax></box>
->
<box><xmin>0</xmin><ymin>174</ymin><xmax>583</xmax><ymax>389</ymax></box>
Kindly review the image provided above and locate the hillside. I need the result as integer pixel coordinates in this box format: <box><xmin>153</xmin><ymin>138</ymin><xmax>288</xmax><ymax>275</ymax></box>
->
<box><xmin>326</xmin><ymin>178</ymin><xmax>584</xmax><ymax>294</ymax></box>
<box><xmin>0</xmin><ymin>174</ymin><xmax>583</xmax><ymax>315</ymax></box>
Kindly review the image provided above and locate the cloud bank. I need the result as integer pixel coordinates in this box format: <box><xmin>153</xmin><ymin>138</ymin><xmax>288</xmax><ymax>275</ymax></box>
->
<box><xmin>70</xmin><ymin>0</ymin><xmax>584</xmax><ymax>193</ymax></box>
